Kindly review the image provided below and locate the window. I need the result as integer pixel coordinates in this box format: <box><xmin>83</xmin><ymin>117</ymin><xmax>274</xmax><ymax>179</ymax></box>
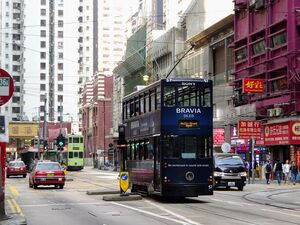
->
<box><xmin>69</xmin><ymin>152</ymin><xmax>73</xmax><ymax>158</ymax></box>
<box><xmin>58</xmin><ymin>42</ymin><xmax>63</xmax><ymax>49</ymax></box>
<box><xmin>13</xmin><ymin>76</ymin><xmax>20</xmax><ymax>82</ymax></box>
<box><xmin>58</xmin><ymin>95</ymin><xmax>63</xmax><ymax>102</ymax></box>
<box><xmin>40</xmin><ymin>84</ymin><xmax>46</xmax><ymax>91</ymax></box>
<box><xmin>58</xmin><ymin>52</ymin><xmax>63</xmax><ymax>59</ymax></box>
<box><xmin>57</xmin><ymin>84</ymin><xmax>63</xmax><ymax>91</ymax></box>
<box><xmin>201</xmin><ymin>88</ymin><xmax>212</xmax><ymax>107</ymax></box>
<box><xmin>14</xmin><ymin>86</ymin><xmax>20</xmax><ymax>92</ymax></box>
<box><xmin>40</xmin><ymin>52</ymin><xmax>46</xmax><ymax>59</ymax></box>
<box><xmin>57</xmin><ymin>106</ymin><xmax>63</xmax><ymax>112</ymax></box>
<box><xmin>41</xmin><ymin>0</ymin><xmax>46</xmax><ymax>5</ymax></box>
<box><xmin>236</xmin><ymin>48</ymin><xmax>247</xmax><ymax>61</ymax></box>
<box><xmin>58</xmin><ymin>63</ymin><xmax>63</xmax><ymax>70</ymax></box>
<box><xmin>252</xmin><ymin>40</ymin><xmax>265</xmax><ymax>55</ymax></box>
<box><xmin>41</xmin><ymin>9</ymin><xmax>46</xmax><ymax>16</ymax></box>
<box><xmin>40</xmin><ymin>94</ymin><xmax>46</xmax><ymax>102</ymax></box>
<box><xmin>57</xmin><ymin>73</ymin><xmax>63</xmax><ymax>81</ymax></box>
<box><xmin>41</xmin><ymin>30</ymin><xmax>46</xmax><ymax>37</ymax></box>
<box><xmin>272</xmin><ymin>32</ymin><xmax>287</xmax><ymax>47</ymax></box>
<box><xmin>12</xmin><ymin>96</ymin><xmax>20</xmax><ymax>103</ymax></box>
<box><xmin>40</xmin><ymin>20</ymin><xmax>46</xmax><ymax>26</ymax></box>
<box><xmin>40</xmin><ymin>63</ymin><xmax>46</xmax><ymax>69</ymax></box>
<box><xmin>58</xmin><ymin>10</ymin><xmax>63</xmax><ymax>17</ymax></box>
<box><xmin>58</xmin><ymin>31</ymin><xmax>63</xmax><ymax>38</ymax></box>
<box><xmin>41</xmin><ymin>41</ymin><xmax>46</xmax><ymax>48</ymax></box>
<box><xmin>163</xmin><ymin>86</ymin><xmax>175</xmax><ymax>107</ymax></box>
<box><xmin>58</xmin><ymin>20</ymin><xmax>63</xmax><ymax>27</ymax></box>
<box><xmin>40</xmin><ymin>73</ymin><xmax>46</xmax><ymax>80</ymax></box>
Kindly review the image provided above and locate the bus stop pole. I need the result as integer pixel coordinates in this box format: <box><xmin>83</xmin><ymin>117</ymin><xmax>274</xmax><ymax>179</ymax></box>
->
<box><xmin>0</xmin><ymin>142</ymin><xmax>8</xmax><ymax>220</ymax></box>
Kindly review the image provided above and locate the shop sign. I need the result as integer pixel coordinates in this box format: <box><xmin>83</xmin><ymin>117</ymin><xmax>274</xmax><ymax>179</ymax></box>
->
<box><xmin>242</xmin><ymin>78</ymin><xmax>264</xmax><ymax>93</ymax></box>
<box><xmin>238</xmin><ymin>120</ymin><xmax>262</xmax><ymax>139</ymax></box>
<box><xmin>213</xmin><ymin>128</ymin><xmax>225</xmax><ymax>146</ymax></box>
<box><xmin>290</xmin><ymin>121</ymin><xmax>300</xmax><ymax>144</ymax></box>
<box><xmin>264</xmin><ymin>122</ymin><xmax>291</xmax><ymax>145</ymax></box>
<box><xmin>9</xmin><ymin>123</ymin><xmax>39</xmax><ymax>137</ymax></box>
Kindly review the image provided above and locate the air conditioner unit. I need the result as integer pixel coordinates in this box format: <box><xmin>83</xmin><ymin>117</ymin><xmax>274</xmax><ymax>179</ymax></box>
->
<box><xmin>267</xmin><ymin>108</ymin><xmax>275</xmax><ymax>117</ymax></box>
<box><xmin>249</xmin><ymin>0</ymin><xmax>256</xmax><ymax>7</ymax></box>
<box><xmin>274</xmin><ymin>107</ymin><xmax>282</xmax><ymax>116</ymax></box>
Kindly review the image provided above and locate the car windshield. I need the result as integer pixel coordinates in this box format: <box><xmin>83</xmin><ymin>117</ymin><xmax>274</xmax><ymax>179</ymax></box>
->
<box><xmin>9</xmin><ymin>162</ymin><xmax>25</xmax><ymax>167</ymax></box>
<box><xmin>36</xmin><ymin>163</ymin><xmax>62</xmax><ymax>170</ymax></box>
<box><xmin>215</xmin><ymin>155</ymin><xmax>244</xmax><ymax>166</ymax></box>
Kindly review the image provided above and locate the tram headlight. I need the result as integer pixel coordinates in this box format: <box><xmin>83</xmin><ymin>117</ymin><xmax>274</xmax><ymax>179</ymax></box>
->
<box><xmin>239</xmin><ymin>172</ymin><xmax>247</xmax><ymax>177</ymax></box>
<box><xmin>214</xmin><ymin>172</ymin><xmax>224</xmax><ymax>177</ymax></box>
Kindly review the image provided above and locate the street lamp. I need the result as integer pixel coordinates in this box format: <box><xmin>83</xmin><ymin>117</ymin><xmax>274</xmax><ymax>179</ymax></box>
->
<box><xmin>143</xmin><ymin>74</ymin><xmax>149</xmax><ymax>85</ymax></box>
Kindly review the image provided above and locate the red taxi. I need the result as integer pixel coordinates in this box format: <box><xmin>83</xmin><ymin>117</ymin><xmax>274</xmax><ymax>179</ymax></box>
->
<box><xmin>6</xmin><ymin>161</ymin><xmax>27</xmax><ymax>178</ymax></box>
<box><xmin>29</xmin><ymin>161</ymin><xmax>65</xmax><ymax>189</ymax></box>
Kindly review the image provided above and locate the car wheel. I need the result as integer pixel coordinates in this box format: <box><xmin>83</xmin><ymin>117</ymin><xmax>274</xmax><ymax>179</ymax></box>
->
<box><xmin>23</xmin><ymin>175</ymin><xmax>26</xmax><ymax>178</ymax></box>
<box><xmin>29</xmin><ymin>182</ymin><xmax>33</xmax><ymax>188</ymax></box>
<box><xmin>238</xmin><ymin>186</ymin><xmax>244</xmax><ymax>191</ymax></box>
<box><xmin>59</xmin><ymin>184</ymin><xmax>64</xmax><ymax>189</ymax></box>
<box><xmin>33</xmin><ymin>184</ymin><xmax>38</xmax><ymax>189</ymax></box>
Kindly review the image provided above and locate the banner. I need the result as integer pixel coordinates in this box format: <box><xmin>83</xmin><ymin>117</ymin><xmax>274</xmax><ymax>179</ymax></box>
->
<box><xmin>242</xmin><ymin>78</ymin><xmax>264</xmax><ymax>93</ymax></box>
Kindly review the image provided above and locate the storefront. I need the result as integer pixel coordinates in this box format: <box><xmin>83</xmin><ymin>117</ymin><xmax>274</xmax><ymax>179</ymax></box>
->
<box><xmin>264</xmin><ymin>121</ymin><xmax>300</xmax><ymax>168</ymax></box>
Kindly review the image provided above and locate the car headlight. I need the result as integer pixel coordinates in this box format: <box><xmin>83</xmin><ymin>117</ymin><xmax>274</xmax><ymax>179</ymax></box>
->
<box><xmin>239</xmin><ymin>172</ymin><xmax>247</xmax><ymax>177</ymax></box>
<box><xmin>214</xmin><ymin>172</ymin><xmax>224</xmax><ymax>177</ymax></box>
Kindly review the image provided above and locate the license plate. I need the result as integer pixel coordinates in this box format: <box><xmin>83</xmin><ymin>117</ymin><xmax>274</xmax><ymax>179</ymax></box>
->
<box><xmin>228</xmin><ymin>182</ymin><xmax>235</xmax><ymax>187</ymax></box>
<box><xmin>47</xmin><ymin>173</ymin><xmax>54</xmax><ymax>177</ymax></box>
<box><xmin>15</xmin><ymin>168</ymin><xmax>19</xmax><ymax>171</ymax></box>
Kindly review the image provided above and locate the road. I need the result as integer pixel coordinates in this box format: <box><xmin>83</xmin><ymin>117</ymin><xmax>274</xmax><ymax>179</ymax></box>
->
<box><xmin>4</xmin><ymin>167</ymin><xmax>300</xmax><ymax>225</ymax></box>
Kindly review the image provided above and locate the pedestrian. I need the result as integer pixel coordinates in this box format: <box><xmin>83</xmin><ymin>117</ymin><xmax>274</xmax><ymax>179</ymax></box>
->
<box><xmin>273</xmin><ymin>159</ymin><xmax>283</xmax><ymax>185</ymax></box>
<box><xmin>264</xmin><ymin>160</ymin><xmax>272</xmax><ymax>184</ymax></box>
<box><xmin>283</xmin><ymin>160</ymin><xmax>291</xmax><ymax>184</ymax></box>
<box><xmin>290</xmin><ymin>161</ymin><xmax>298</xmax><ymax>185</ymax></box>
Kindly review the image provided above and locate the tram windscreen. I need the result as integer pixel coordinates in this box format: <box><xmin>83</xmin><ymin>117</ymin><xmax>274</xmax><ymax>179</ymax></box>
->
<box><xmin>163</xmin><ymin>135</ymin><xmax>212</xmax><ymax>159</ymax></box>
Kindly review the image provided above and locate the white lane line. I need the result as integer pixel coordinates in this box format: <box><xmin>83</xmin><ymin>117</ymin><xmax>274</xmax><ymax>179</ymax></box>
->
<box><xmin>111</xmin><ymin>201</ymin><xmax>202</xmax><ymax>225</ymax></box>
<box><xmin>145</xmin><ymin>200</ymin><xmax>201</xmax><ymax>225</ymax></box>
<box><xmin>20</xmin><ymin>202</ymin><xmax>106</xmax><ymax>207</ymax></box>
<box><xmin>261</xmin><ymin>208</ymin><xmax>300</xmax><ymax>218</ymax></box>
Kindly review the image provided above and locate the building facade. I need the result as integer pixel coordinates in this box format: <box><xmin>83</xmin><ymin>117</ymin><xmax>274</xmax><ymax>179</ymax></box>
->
<box><xmin>233</xmin><ymin>0</ymin><xmax>300</xmax><ymax>164</ymax></box>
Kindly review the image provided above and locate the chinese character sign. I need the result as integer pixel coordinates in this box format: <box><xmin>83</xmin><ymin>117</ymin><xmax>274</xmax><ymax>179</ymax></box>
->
<box><xmin>238</xmin><ymin>120</ymin><xmax>262</xmax><ymax>139</ymax></box>
<box><xmin>213</xmin><ymin>128</ymin><xmax>225</xmax><ymax>146</ymax></box>
<box><xmin>242</xmin><ymin>78</ymin><xmax>264</xmax><ymax>93</ymax></box>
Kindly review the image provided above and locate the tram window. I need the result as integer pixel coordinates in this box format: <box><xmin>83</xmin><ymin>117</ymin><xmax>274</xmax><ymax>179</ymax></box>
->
<box><xmin>68</xmin><ymin>138</ymin><xmax>72</xmax><ymax>143</ymax></box>
<box><xmin>79</xmin><ymin>152</ymin><xmax>83</xmax><ymax>158</ymax></box>
<box><xmin>164</xmin><ymin>86</ymin><xmax>175</xmax><ymax>107</ymax></box>
<box><xmin>73</xmin><ymin>137</ymin><xmax>79</xmax><ymax>143</ymax></box>
<box><xmin>130</xmin><ymin>100</ymin><xmax>134</xmax><ymax>117</ymax></box>
<box><xmin>156</xmin><ymin>87</ymin><xmax>161</xmax><ymax>109</ymax></box>
<box><xmin>202</xmin><ymin>88</ymin><xmax>211</xmax><ymax>107</ymax></box>
<box><xmin>135</xmin><ymin>97</ymin><xmax>139</xmax><ymax>115</ymax></box>
<box><xmin>146</xmin><ymin>143</ymin><xmax>154</xmax><ymax>160</ymax></box>
<box><xmin>74</xmin><ymin>152</ymin><xmax>79</xmax><ymax>158</ymax></box>
<box><xmin>145</xmin><ymin>93</ymin><xmax>149</xmax><ymax>113</ymax></box>
<box><xmin>177</xmin><ymin>86</ymin><xmax>190</xmax><ymax>106</ymax></box>
<box><xmin>150</xmin><ymin>91</ymin><xmax>155</xmax><ymax>112</ymax></box>
<box><xmin>80</xmin><ymin>137</ymin><xmax>83</xmax><ymax>143</ymax></box>
<box><xmin>190</xmin><ymin>87</ymin><xmax>199</xmax><ymax>106</ymax></box>
<box><xmin>69</xmin><ymin>152</ymin><xmax>73</xmax><ymax>158</ymax></box>
<box><xmin>163</xmin><ymin>135</ymin><xmax>180</xmax><ymax>159</ymax></box>
<box><xmin>126</xmin><ymin>101</ymin><xmax>130</xmax><ymax>119</ymax></box>
<box><xmin>140</xmin><ymin>95</ymin><xmax>144</xmax><ymax>114</ymax></box>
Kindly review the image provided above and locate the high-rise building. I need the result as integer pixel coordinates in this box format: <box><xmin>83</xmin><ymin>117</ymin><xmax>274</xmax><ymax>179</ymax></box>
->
<box><xmin>22</xmin><ymin>0</ymin><xmax>80</xmax><ymax>122</ymax></box>
<box><xmin>0</xmin><ymin>0</ymin><xmax>25</xmax><ymax>121</ymax></box>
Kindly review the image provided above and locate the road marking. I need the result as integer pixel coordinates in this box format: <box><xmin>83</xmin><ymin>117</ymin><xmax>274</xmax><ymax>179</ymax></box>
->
<box><xmin>20</xmin><ymin>202</ymin><xmax>106</xmax><ymax>207</ymax></box>
<box><xmin>8</xmin><ymin>184</ymin><xmax>20</xmax><ymax>197</ymax></box>
<box><xmin>11</xmin><ymin>199</ymin><xmax>24</xmax><ymax>217</ymax></box>
<box><xmin>261</xmin><ymin>208</ymin><xmax>300</xmax><ymax>218</ymax></box>
<box><xmin>111</xmin><ymin>201</ymin><xmax>202</xmax><ymax>225</ymax></box>
<box><xmin>145</xmin><ymin>200</ymin><xmax>201</xmax><ymax>225</ymax></box>
<box><xmin>7</xmin><ymin>199</ymin><xmax>16</xmax><ymax>214</ymax></box>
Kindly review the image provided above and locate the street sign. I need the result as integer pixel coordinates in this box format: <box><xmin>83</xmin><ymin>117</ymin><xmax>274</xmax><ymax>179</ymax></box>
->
<box><xmin>0</xmin><ymin>69</ymin><xmax>14</xmax><ymax>107</ymax></box>
<box><xmin>119</xmin><ymin>171</ymin><xmax>129</xmax><ymax>193</ymax></box>
<box><xmin>221</xmin><ymin>142</ymin><xmax>231</xmax><ymax>153</ymax></box>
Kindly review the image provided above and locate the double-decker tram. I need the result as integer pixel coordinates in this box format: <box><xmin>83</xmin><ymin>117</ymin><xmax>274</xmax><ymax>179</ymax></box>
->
<box><xmin>62</xmin><ymin>134</ymin><xmax>84</xmax><ymax>171</ymax></box>
<box><xmin>121</xmin><ymin>78</ymin><xmax>214</xmax><ymax>197</ymax></box>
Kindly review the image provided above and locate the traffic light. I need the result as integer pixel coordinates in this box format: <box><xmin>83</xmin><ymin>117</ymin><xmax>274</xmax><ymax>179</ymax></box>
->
<box><xmin>56</xmin><ymin>134</ymin><xmax>66</xmax><ymax>147</ymax></box>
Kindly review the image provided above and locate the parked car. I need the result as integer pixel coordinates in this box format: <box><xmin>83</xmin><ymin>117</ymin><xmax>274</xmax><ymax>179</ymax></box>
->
<box><xmin>213</xmin><ymin>153</ymin><xmax>247</xmax><ymax>191</ymax></box>
<box><xmin>6</xmin><ymin>161</ymin><xmax>27</xmax><ymax>178</ymax></box>
<box><xmin>29</xmin><ymin>161</ymin><xmax>65</xmax><ymax>189</ymax></box>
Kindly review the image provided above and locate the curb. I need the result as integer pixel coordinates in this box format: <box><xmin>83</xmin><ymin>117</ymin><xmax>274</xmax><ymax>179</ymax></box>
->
<box><xmin>103</xmin><ymin>194</ymin><xmax>142</xmax><ymax>201</ymax></box>
<box><xmin>86</xmin><ymin>190</ymin><xmax>120</xmax><ymax>195</ymax></box>
<box><xmin>0</xmin><ymin>216</ymin><xmax>27</xmax><ymax>225</ymax></box>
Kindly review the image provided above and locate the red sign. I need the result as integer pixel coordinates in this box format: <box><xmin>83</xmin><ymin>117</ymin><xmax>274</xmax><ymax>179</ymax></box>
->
<box><xmin>213</xmin><ymin>128</ymin><xmax>225</xmax><ymax>145</ymax></box>
<box><xmin>0</xmin><ymin>69</ymin><xmax>14</xmax><ymax>106</ymax></box>
<box><xmin>242</xmin><ymin>78</ymin><xmax>264</xmax><ymax>93</ymax></box>
<box><xmin>238</xmin><ymin>120</ymin><xmax>262</xmax><ymax>139</ymax></box>
<box><xmin>264</xmin><ymin>121</ymin><xmax>300</xmax><ymax>145</ymax></box>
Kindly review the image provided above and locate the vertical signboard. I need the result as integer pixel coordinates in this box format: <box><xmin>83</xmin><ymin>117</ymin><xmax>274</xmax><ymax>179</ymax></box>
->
<box><xmin>213</xmin><ymin>128</ymin><xmax>225</xmax><ymax>145</ymax></box>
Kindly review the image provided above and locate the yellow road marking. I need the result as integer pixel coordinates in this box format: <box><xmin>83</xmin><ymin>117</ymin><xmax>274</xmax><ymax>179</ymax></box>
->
<box><xmin>11</xmin><ymin>199</ymin><xmax>24</xmax><ymax>217</ymax></box>
<box><xmin>9</xmin><ymin>184</ymin><xmax>20</xmax><ymax>197</ymax></box>
<box><xmin>7</xmin><ymin>199</ymin><xmax>16</xmax><ymax>214</ymax></box>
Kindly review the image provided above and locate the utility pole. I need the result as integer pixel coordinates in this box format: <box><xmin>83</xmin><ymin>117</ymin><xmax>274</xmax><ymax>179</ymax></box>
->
<box><xmin>42</xmin><ymin>96</ymin><xmax>47</xmax><ymax>160</ymax></box>
<box><xmin>251</xmin><ymin>138</ymin><xmax>255</xmax><ymax>184</ymax></box>
<box><xmin>60</xmin><ymin>100</ymin><xmax>63</xmax><ymax>135</ymax></box>
<box><xmin>37</xmin><ymin>107</ymin><xmax>41</xmax><ymax>159</ymax></box>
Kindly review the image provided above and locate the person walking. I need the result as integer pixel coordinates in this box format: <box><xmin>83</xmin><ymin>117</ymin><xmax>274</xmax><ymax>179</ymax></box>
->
<box><xmin>290</xmin><ymin>161</ymin><xmax>298</xmax><ymax>185</ymax></box>
<box><xmin>264</xmin><ymin>160</ymin><xmax>272</xmax><ymax>184</ymax></box>
<box><xmin>283</xmin><ymin>160</ymin><xmax>291</xmax><ymax>184</ymax></box>
<box><xmin>273</xmin><ymin>160</ymin><xmax>283</xmax><ymax>185</ymax></box>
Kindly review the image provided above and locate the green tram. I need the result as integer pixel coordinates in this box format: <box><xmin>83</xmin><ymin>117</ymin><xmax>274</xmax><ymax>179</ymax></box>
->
<box><xmin>62</xmin><ymin>134</ymin><xmax>84</xmax><ymax>170</ymax></box>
